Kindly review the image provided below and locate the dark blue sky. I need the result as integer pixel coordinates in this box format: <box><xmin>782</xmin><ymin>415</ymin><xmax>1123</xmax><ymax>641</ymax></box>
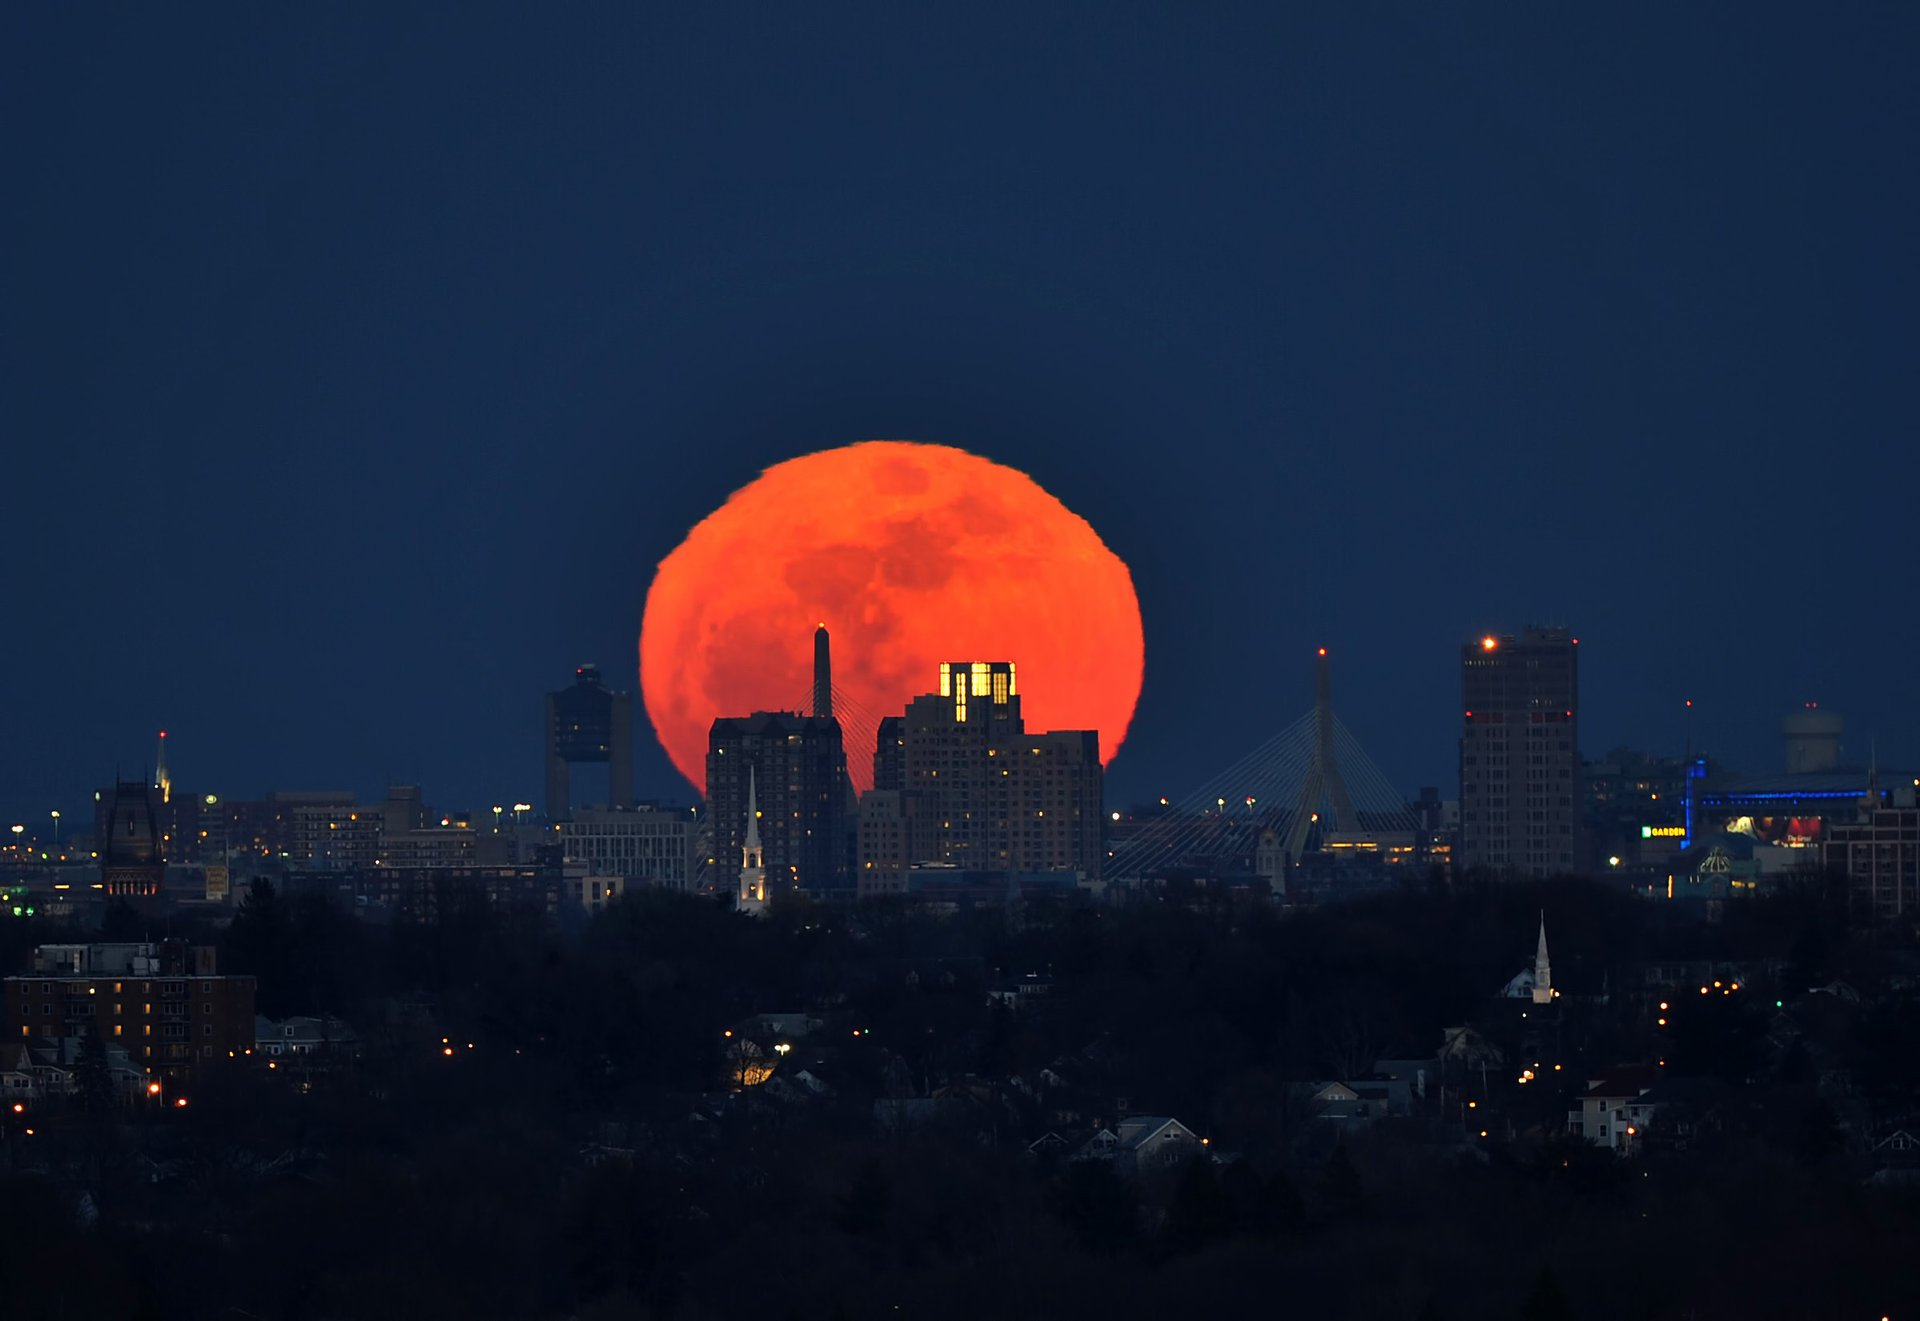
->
<box><xmin>4</xmin><ymin>4</ymin><xmax>1915</xmax><ymax>822</ymax></box>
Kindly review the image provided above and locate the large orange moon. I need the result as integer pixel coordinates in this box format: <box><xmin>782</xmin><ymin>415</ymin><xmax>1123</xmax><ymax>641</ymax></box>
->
<box><xmin>639</xmin><ymin>440</ymin><xmax>1144</xmax><ymax>794</ymax></box>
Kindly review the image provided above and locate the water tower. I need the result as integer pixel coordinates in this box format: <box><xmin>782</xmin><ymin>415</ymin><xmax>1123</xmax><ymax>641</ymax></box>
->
<box><xmin>1782</xmin><ymin>703</ymin><xmax>1842</xmax><ymax>773</ymax></box>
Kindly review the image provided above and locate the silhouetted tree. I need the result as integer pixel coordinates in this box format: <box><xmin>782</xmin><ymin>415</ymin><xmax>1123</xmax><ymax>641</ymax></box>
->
<box><xmin>1162</xmin><ymin>1156</ymin><xmax>1233</xmax><ymax>1255</ymax></box>
<box><xmin>1320</xmin><ymin>1143</ymin><xmax>1365</xmax><ymax>1219</ymax></box>
<box><xmin>1053</xmin><ymin>1159</ymin><xmax>1137</xmax><ymax>1252</ymax></box>
<box><xmin>835</xmin><ymin>1159</ymin><xmax>892</xmax><ymax>1238</ymax></box>
<box><xmin>1520</xmin><ymin>1265</ymin><xmax>1575</xmax><ymax>1321</ymax></box>
<box><xmin>76</xmin><ymin>1028</ymin><xmax>119</xmax><ymax>1116</ymax></box>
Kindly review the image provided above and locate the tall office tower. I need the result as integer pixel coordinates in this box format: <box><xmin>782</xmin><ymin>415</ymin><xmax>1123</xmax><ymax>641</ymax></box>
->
<box><xmin>873</xmin><ymin>716</ymin><xmax>906</xmax><ymax>793</ymax></box>
<box><xmin>707</xmin><ymin>711</ymin><xmax>849</xmax><ymax>897</ymax></box>
<box><xmin>1460</xmin><ymin>627</ymin><xmax>1579</xmax><ymax>877</ymax></box>
<box><xmin>893</xmin><ymin>662</ymin><xmax>1023</xmax><ymax>869</ymax></box>
<box><xmin>545</xmin><ymin>665</ymin><xmax>634</xmax><ymax>821</ymax></box>
<box><xmin>864</xmin><ymin>660</ymin><xmax>1102</xmax><ymax>885</ymax></box>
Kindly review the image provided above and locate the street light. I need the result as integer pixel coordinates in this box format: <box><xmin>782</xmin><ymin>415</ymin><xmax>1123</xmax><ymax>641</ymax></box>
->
<box><xmin>49</xmin><ymin>810</ymin><xmax>60</xmax><ymax>851</ymax></box>
<box><xmin>491</xmin><ymin>806</ymin><xmax>503</xmax><ymax>833</ymax></box>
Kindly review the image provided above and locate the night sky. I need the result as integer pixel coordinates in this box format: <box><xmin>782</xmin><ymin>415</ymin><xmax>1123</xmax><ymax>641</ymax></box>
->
<box><xmin>5</xmin><ymin>5</ymin><xmax>1915</xmax><ymax>823</ymax></box>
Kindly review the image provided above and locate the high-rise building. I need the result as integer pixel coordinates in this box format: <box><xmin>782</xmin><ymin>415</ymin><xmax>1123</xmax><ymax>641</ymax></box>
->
<box><xmin>1826</xmin><ymin>780</ymin><xmax>1920</xmax><ymax>923</ymax></box>
<box><xmin>855</xmin><ymin>789</ymin><xmax>934</xmax><ymax>898</ymax></box>
<box><xmin>860</xmin><ymin>661</ymin><xmax>1102</xmax><ymax>893</ymax></box>
<box><xmin>285</xmin><ymin>793</ymin><xmax>381</xmax><ymax>870</ymax></box>
<box><xmin>1460</xmin><ymin>627</ymin><xmax>1579</xmax><ymax>877</ymax></box>
<box><xmin>707</xmin><ymin>712</ymin><xmax>849</xmax><ymax>897</ymax></box>
<box><xmin>545</xmin><ymin>665</ymin><xmax>634</xmax><ymax>821</ymax></box>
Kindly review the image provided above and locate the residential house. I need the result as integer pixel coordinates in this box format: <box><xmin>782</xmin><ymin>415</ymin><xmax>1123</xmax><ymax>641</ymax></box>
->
<box><xmin>254</xmin><ymin>1015</ymin><xmax>360</xmax><ymax>1060</ymax></box>
<box><xmin>1569</xmin><ymin>1065</ymin><xmax>1664</xmax><ymax>1151</ymax></box>
<box><xmin>1112</xmin><ymin>1115</ymin><xmax>1206</xmax><ymax>1175</ymax></box>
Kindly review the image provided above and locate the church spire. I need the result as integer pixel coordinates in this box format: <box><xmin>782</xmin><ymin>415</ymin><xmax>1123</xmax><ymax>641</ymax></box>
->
<box><xmin>738</xmin><ymin>764</ymin><xmax>767</xmax><ymax>915</ymax></box>
<box><xmin>1531</xmin><ymin>912</ymin><xmax>1553</xmax><ymax>1005</ymax></box>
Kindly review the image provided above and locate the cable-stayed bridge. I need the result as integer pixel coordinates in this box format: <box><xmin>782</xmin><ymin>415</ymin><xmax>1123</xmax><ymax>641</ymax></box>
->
<box><xmin>777</xmin><ymin>681</ymin><xmax>883</xmax><ymax>785</ymax></box>
<box><xmin>1106</xmin><ymin>650</ymin><xmax>1421</xmax><ymax>882</ymax></box>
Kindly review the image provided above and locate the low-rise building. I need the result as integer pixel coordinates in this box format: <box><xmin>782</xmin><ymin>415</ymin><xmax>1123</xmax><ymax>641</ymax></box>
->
<box><xmin>558</xmin><ymin>806</ymin><xmax>696</xmax><ymax>893</ymax></box>
<box><xmin>1568</xmin><ymin>1065</ymin><xmax>1663</xmax><ymax>1152</ymax></box>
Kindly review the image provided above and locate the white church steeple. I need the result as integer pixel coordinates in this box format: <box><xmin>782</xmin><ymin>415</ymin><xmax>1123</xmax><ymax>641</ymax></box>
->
<box><xmin>738</xmin><ymin>764</ymin><xmax>767</xmax><ymax>916</ymax></box>
<box><xmin>1531</xmin><ymin>911</ymin><xmax>1553</xmax><ymax>1005</ymax></box>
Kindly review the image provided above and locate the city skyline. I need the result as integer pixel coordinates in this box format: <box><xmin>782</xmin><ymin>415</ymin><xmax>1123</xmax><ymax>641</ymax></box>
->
<box><xmin>6</xmin><ymin>6</ymin><xmax>1915</xmax><ymax>821</ymax></box>
<box><xmin>0</xmin><ymin>621</ymin><xmax>1906</xmax><ymax>829</ymax></box>
<box><xmin>6</xmin><ymin>10</ymin><xmax>1918</xmax><ymax>1318</ymax></box>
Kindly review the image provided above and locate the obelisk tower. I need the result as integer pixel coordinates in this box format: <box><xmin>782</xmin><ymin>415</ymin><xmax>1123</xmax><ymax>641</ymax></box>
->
<box><xmin>813</xmin><ymin>625</ymin><xmax>832</xmax><ymax>719</ymax></box>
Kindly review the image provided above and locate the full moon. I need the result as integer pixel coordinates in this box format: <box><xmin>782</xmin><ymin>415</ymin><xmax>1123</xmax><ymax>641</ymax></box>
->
<box><xmin>640</xmin><ymin>441</ymin><xmax>1144</xmax><ymax>794</ymax></box>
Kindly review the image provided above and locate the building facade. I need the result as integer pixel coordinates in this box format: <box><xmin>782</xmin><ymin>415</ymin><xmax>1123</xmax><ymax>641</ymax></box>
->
<box><xmin>707</xmin><ymin>712</ymin><xmax>849</xmax><ymax>897</ymax></box>
<box><xmin>861</xmin><ymin>661</ymin><xmax>1102</xmax><ymax>893</ymax></box>
<box><xmin>1826</xmin><ymin>785</ymin><xmax>1920</xmax><ymax>923</ymax></box>
<box><xmin>1460</xmin><ymin>627</ymin><xmax>1579</xmax><ymax>877</ymax></box>
<box><xmin>557</xmin><ymin>805</ymin><xmax>696</xmax><ymax>892</ymax></box>
<box><xmin>546</xmin><ymin>665</ymin><xmax>635</xmax><ymax>820</ymax></box>
<box><xmin>2</xmin><ymin>942</ymin><xmax>255</xmax><ymax>1085</ymax></box>
<box><xmin>98</xmin><ymin>779</ymin><xmax>167</xmax><ymax>896</ymax></box>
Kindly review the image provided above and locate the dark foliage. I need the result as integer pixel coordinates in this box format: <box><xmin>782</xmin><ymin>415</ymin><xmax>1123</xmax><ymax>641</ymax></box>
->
<box><xmin>0</xmin><ymin>880</ymin><xmax>1915</xmax><ymax>1319</ymax></box>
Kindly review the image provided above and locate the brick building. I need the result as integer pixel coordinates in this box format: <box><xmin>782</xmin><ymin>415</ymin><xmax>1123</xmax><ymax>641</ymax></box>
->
<box><xmin>2</xmin><ymin>941</ymin><xmax>256</xmax><ymax>1085</ymax></box>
